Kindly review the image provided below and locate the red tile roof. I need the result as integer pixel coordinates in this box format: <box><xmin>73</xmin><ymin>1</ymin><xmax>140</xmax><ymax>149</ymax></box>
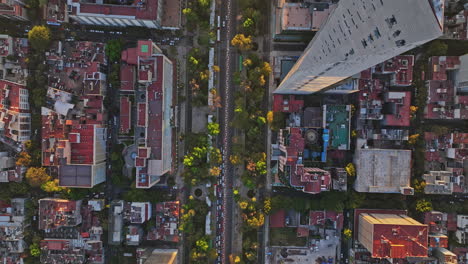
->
<box><xmin>273</xmin><ymin>94</ymin><xmax>304</xmax><ymax>113</ymax></box>
<box><xmin>269</xmin><ymin>209</ymin><xmax>285</xmax><ymax>228</ymax></box>
<box><xmin>428</xmin><ymin>56</ymin><xmax>460</xmax><ymax>81</ymax></box>
<box><xmin>121</xmin><ymin>48</ymin><xmax>138</xmax><ymax>65</ymax></box>
<box><xmin>429</xmin><ymin>234</ymin><xmax>448</xmax><ymax>248</ymax></box>
<box><xmin>384</xmin><ymin>91</ymin><xmax>411</xmax><ymax>127</ymax></box>
<box><xmin>120</xmin><ymin>40</ymin><xmax>172</xmax><ymax>188</ymax></box>
<box><xmin>309</xmin><ymin>211</ymin><xmax>325</xmax><ymax>225</ymax></box>
<box><xmin>375</xmin><ymin>55</ymin><xmax>414</xmax><ymax>86</ymax></box>
<box><xmin>148</xmin><ymin>201</ymin><xmax>180</xmax><ymax>242</ymax></box>
<box><xmin>69</xmin><ymin>124</ymin><xmax>95</xmax><ymax>165</ymax></box>
<box><xmin>309</xmin><ymin>210</ymin><xmax>343</xmax><ymax>229</ymax></box>
<box><xmin>78</xmin><ymin>0</ymin><xmax>159</xmax><ymax>20</ymax></box>
<box><xmin>38</xmin><ymin>199</ymin><xmax>81</xmax><ymax>230</ymax></box>
<box><xmin>138</xmin><ymin>148</ymin><xmax>148</xmax><ymax>158</ymax></box>
<box><xmin>425</xmin><ymin>80</ymin><xmax>455</xmax><ymax>119</ymax></box>
<box><xmin>291</xmin><ymin>166</ymin><xmax>331</xmax><ymax>194</ymax></box>
<box><xmin>354</xmin><ymin>209</ymin><xmax>429</xmax><ymax>259</ymax></box>
<box><xmin>119</xmin><ymin>96</ymin><xmax>131</xmax><ymax>134</ymax></box>
<box><xmin>146</xmin><ymin>56</ymin><xmax>164</xmax><ymax>160</ymax></box>
<box><xmin>0</xmin><ymin>79</ymin><xmax>28</xmax><ymax>112</ymax></box>
<box><xmin>137</xmin><ymin>102</ymin><xmax>146</xmax><ymax>127</ymax></box>
<box><xmin>296</xmin><ymin>227</ymin><xmax>309</xmax><ymax>237</ymax></box>
<box><xmin>120</xmin><ymin>65</ymin><xmax>135</xmax><ymax>91</ymax></box>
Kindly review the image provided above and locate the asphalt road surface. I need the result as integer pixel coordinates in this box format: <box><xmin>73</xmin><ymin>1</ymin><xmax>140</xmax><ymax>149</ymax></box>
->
<box><xmin>214</xmin><ymin>0</ymin><xmax>238</xmax><ymax>262</ymax></box>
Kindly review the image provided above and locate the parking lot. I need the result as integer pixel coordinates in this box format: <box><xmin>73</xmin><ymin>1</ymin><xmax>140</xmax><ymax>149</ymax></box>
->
<box><xmin>268</xmin><ymin>230</ymin><xmax>341</xmax><ymax>264</ymax></box>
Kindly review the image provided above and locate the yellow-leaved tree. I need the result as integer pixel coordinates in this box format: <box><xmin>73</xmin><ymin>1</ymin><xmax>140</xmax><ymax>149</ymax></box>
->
<box><xmin>26</xmin><ymin>167</ymin><xmax>51</xmax><ymax>187</ymax></box>
<box><xmin>231</xmin><ymin>34</ymin><xmax>253</xmax><ymax>51</ymax></box>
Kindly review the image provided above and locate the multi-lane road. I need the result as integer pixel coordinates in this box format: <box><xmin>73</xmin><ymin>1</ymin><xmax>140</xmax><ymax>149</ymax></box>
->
<box><xmin>214</xmin><ymin>0</ymin><xmax>238</xmax><ymax>262</ymax></box>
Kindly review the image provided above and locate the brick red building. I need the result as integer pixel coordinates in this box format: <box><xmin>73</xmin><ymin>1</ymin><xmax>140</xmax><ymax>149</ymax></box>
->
<box><xmin>425</xmin><ymin>55</ymin><xmax>468</xmax><ymax>120</ymax></box>
<box><xmin>356</xmin><ymin>209</ymin><xmax>428</xmax><ymax>259</ymax></box>
<box><xmin>121</xmin><ymin>40</ymin><xmax>174</xmax><ymax>188</ymax></box>
<box><xmin>278</xmin><ymin>127</ymin><xmax>331</xmax><ymax>194</ymax></box>
<box><xmin>374</xmin><ymin>55</ymin><xmax>414</xmax><ymax>86</ymax></box>
<box><xmin>0</xmin><ymin>79</ymin><xmax>30</xmax><ymax>143</ymax></box>
<box><xmin>147</xmin><ymin>201</ymin><xmax>180</xmax><ymax>242</ymax></box>
<box><xmin>273</xmin><ymin>94</ymin><xmax>304</xmax><ymax>113</ymax></box>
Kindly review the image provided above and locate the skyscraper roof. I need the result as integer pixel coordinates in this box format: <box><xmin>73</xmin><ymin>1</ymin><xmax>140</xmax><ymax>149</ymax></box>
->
<box><xmin>275</xmin><ymin>0</ymin><xmax>444</xmax><ymax>94</ymax></box>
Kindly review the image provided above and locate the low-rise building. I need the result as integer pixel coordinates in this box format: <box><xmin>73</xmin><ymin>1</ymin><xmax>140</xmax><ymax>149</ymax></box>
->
<box><xmin>274</xmin><ymin>0</ymin><xmax>336</xmax><ymax>40</ymax></box>
<box><xmin>309</xmin><ymin>210</ymin><xmax>343</xmax><ymax>230</ymax></box>
<box><xmin>0</xmin><ymin>152</ymin><xmax>21</xmax><ymax>182</ymax></box>
<box><xmin>456</xmin><ymin>215</ymin><xmax>468</xmax><ymax>244</ymax></box>
<box><xmin>40</xmin><ymin>238</ymin><xmax>104</xmax><ymax>264</ymax></box>
<box><xmin>66</xmin><ymin>0</ymin><xmax>181</xmax><ymax>29</ymax></box>
<box><xmin>119</xmin><ymin>96</ymin><xmax>132</xmax><ymax>134</ymax></box>
<box><xmin>423</xmin><ymin>171</ymin><xmax>457</xmax><ymax>194</ymax></box>
<box><xmin>354</xmin><ymin>148</ymin><xmax>413</xmax><ymax>195</ymax></box>
<box><xmin>443</xmin><ymin>4</ymin><xmax>468</xmax><ymax>40</ymax></box>
<box><xmin>147</xmin><ymin>201</ymin><xmax>180</xmax><ymax>242</ymax></box>
<box><xmin>0</xmin><ymin>34</ymin><xmax>28</xmax><ymax>83</ymax></box>
<box><xmin>272</xmin><ymin>94</ymin><xmax>304</xmax><ymax>113</ymax></box>
<box><xmin>0</xmin><ymin>0</ymin><xmax>28</xmax><ymax>21</ymax></box>
<box><xmin>121</xmin><ymin>40</ymin><xmax>174</xmax><ymax>188</ymax></box>
<box><xmin>38</xmin><ymin>198</ymin><xmax>82</xmax><ymax>230</ymax></box>
<box><xmin>0</xmin><ymin>79</ymin><xmax>30</xmax><ymax>143</ymax></box>
<box><xmin>425</xmin><ymin>55</ymin><xmax>468</xmax><ymax>120</ymax></box>
<box><xmin>44</xmin><ymin>0</ymin><xmax>68</xmax><ymax>25</ymax></box>
<box><xmin>0</xmin><ymin>198</ymin><xmax>27</xmax><ymax>264</ymax></box>
<box><xmin>136</xmin><ymin>248</ymin><xmax>178</xmax><ymax>264</ymax></box>
<box><xmin>109</xmin><ymin>200</ymin><xmax>123</xmax><ymax>245</ymax></box>
<box><xmin>374</xmin><ymin>55</ymin><xmax>414</xmax><ymax>86</ymax></box>
<box><xmin>355</xmin><ymin>209</ymin><xmax>428</xmax><ymax>260</ymax></box>
<box><xmin>356</xmin><ymin>56</ymin><xmax>413</xmax><ymax>146</ymax></box>
<box><xmin>453</xmin><ymin>247</ymin><xmax>468</xmax><ymax>264</ymax></box>
<box><xmin>124</xmin><ymin>202</ymin><xmax>152</xmax><ymax>224</ymax></box>
<box><xmin>424</xmin><ymin>132</ymin><xmax>467</xmax><ymax>192</ymax></box>
<box><xmin>41</xmin><ymin>41</ymin><xmax>108</xmax><ymax>188</ymax></box>
<box><xmin>324</xmin><ymin>105</ymin><xmax>351</xmax><ymax>150</ymax></box>
<box><xmin>277</xmin><ymin>127</ymin><xmax>332</xmax><ymax>194</ymax></box>
<box><xmin>424</xmin><ymin>211</ymin><xmax>457</xmax><ymax>235</ymax></box>
<box><xmin>125</xmin><ymin>225</ymin><xmax>143</xmax><ymax>246</ymax></box>
<box><xmin>330</xmin><ymin>167</ymin><xmax>347</xmax><ymax>192</ymax></box>
<box><xmin>433</xmin><ymin>247</ymin><xmax>458</xmax><ymax>264</ymax></box>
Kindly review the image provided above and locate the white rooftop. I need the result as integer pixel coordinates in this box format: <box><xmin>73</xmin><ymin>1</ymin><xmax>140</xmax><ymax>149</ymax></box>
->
<box><xmin>275</xmin><ymin>0</ymin><xmax>444</xmax><ymax>94</ymax></box>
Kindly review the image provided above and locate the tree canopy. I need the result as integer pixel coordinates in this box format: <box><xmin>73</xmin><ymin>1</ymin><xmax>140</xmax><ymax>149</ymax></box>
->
<box><xmin>28</xmin><ymin>25</ymin><xmax>51</xmax><ymax>51</ymax></box>
<box><xmin>25</xmin><ymin>167</ymin><xmax>51</xmax><ymax>187</ymax></box>
<box><xmin>231</xmin><ymin>34</ymin><xmax>253</xmax><ymax>51</ymax></box>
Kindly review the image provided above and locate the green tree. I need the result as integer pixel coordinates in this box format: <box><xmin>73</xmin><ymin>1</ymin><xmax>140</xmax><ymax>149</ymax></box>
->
<box><xmin>105</xmin><ymin>39</ymin><xmax>123</xmax><ymax>63</ymax></box>
<box><xmin>30</xmin><ymin>242</ymin><xmax>40</xmax><ymax>257</ymax></box>
<box><xmin>198</xmin><ymin>0</ymin><xmax>210</xmax><ymax>8</ymax></box>
<box><xmin>243</xmin><ymin>18</ymin><xmax>254</xmax><ymax>28</ymax></box>
<box><xmin>343</xmin><ymin>228</ymin><xmax>352</xmax><ymax>240</ymax></box>
<box><xmin>41</xmin><ymin>179</ymin><xmax>67</xmax><ymax>193</ymax></box>
<box><xmin>415</xmin><ymin>199</ymin><xmax>433</xmax><ymax>213</ymax></box>
<box><xmin>413</xmin><ymin>179</ymin><xmax>427</xmax><ymax>193</ymax></box>
<box><xmin>28</xmin><ymin>25</ymin><xmax>51</xmax><ymax>51</ymax></box>
<box><xmin>196</xmin><ymin>237</ymin><xmax>209</xmax><ymax>252</ymax></box>
<box><xmin>25</xmin><ymin>167</ymin><xmax>51</xmax><ymax>187</ymax></box>
<box><xmin>345</xmin><ymin>163</ymin><xmax>356</xmax><ymax>177</ymax></box>
<box><xmin>426</xmin><ymin>40</ymin><xmax>448</xmax><ymax>56</ymax></box>
<box><xmin>16</xmin><ymin>151</ymin><xmax>31</xmax><ymax>166</ymax></box>
<box><xmin>207</xmin><ymin>122</ymin><xmax>220</xmax><ymax>135</ymax></box>
<box><xmin>231</xmin><ymin>34</ymin><xmax>253</xmax><ymax>51</ymax></box>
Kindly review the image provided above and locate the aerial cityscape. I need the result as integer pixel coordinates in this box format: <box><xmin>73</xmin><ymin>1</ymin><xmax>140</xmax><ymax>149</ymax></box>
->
<box><xmin>0</xmin><ymin>0</ymin><xmax>467</xmax><ymax>263</ymax></box>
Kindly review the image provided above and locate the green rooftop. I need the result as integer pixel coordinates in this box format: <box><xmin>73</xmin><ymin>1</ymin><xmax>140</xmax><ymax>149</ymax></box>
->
<box><xmin>325</xmin><ymin>105</ymin><xmax>350</xmax><ymax>150</ymax></box>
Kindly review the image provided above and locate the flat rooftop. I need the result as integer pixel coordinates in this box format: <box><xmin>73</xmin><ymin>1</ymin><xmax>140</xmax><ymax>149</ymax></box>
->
<box><xmin>324</xmin><ymin>105</ymin><xmax>350</xmax><ymax>149</ymax></box>
<box><xmin>58</xmin><ymin>165</ymin><xmax>92</xmax><ymax>187</ymax></box>
<box><xmin>275</xmin><ymin>0</ymin><xmax>443</xmax><ymax>94</ymax></box>
<box><xmin>354</xmin><ymin>148</ymin><xmax>412</xmax><ymax>194</ymax></box>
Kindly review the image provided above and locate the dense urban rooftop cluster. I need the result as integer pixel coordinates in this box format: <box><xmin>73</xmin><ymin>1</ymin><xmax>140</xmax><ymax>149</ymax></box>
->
<box><xmin>0</xmin><ymin>0</ymin><xmax>467</xmax><ymax>263</ymax></box>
